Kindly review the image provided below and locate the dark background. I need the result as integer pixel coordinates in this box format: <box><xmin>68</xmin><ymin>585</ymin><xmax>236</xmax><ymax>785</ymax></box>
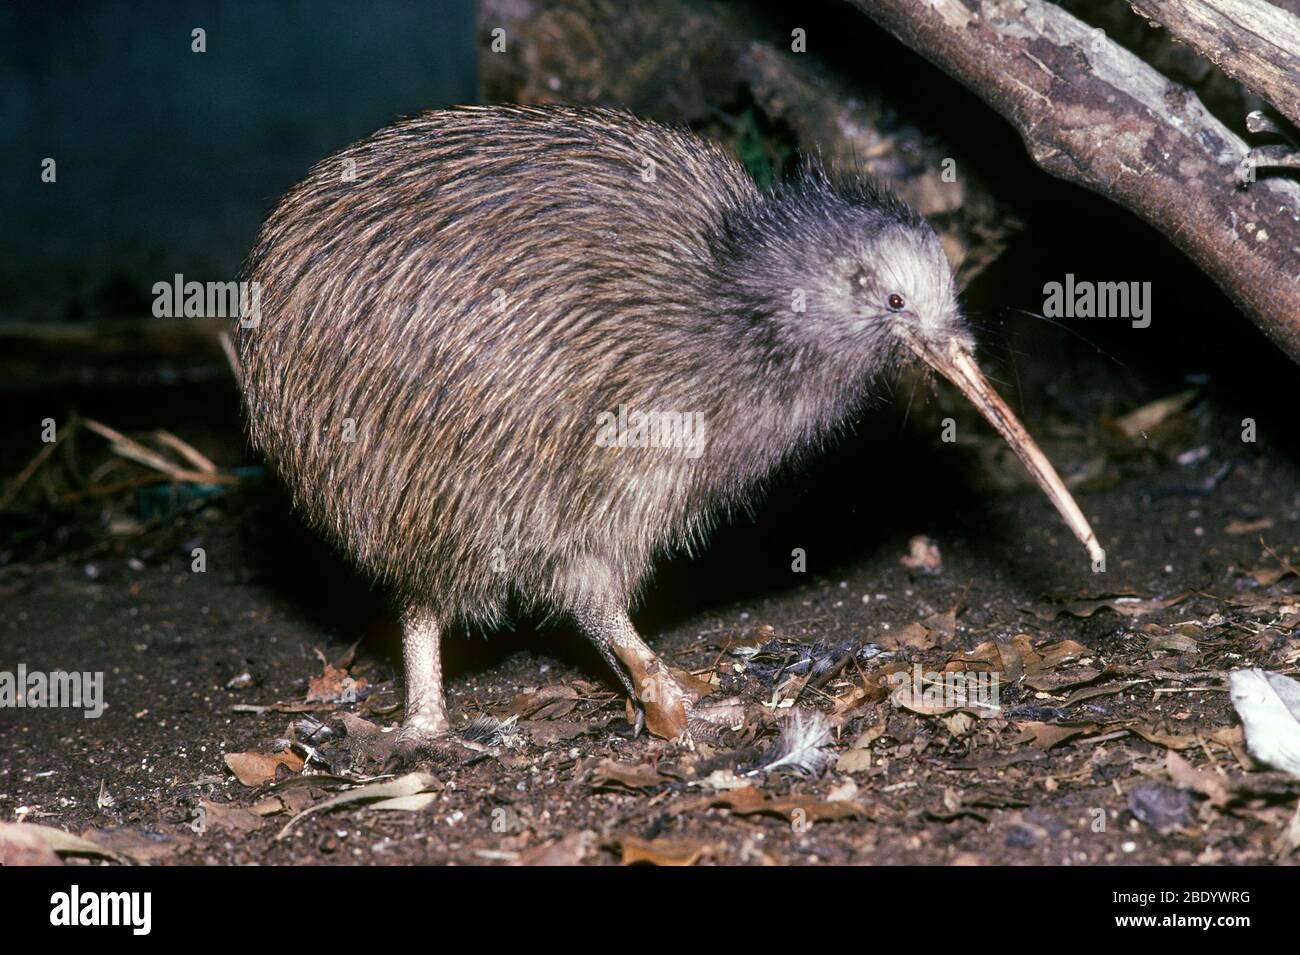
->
<box><xmin>0</xmin><ymin>0</ymin><xmax>477</xmax><ymax>326</ymax></box>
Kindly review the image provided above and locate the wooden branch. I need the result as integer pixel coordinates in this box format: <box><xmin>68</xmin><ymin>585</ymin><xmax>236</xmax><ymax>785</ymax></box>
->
<box><xmin>848</xmin><ymin>0</ymin><xmax>1300</xmax><ymax>363</ymax></box>
<box><xmin>1129</xmin><ymin>0</ymin><xmax>1300</xmax><ymax>130</ymax></box>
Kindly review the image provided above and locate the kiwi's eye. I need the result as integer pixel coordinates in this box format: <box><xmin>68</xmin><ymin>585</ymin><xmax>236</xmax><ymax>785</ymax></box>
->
<box><xmin>887</xmin><ymin>293</ymin><xmax>906</xmax><ymax>311</ymax></box>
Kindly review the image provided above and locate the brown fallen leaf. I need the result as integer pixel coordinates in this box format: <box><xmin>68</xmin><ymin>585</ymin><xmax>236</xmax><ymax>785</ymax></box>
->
<box><xmin>1042</xmin><ymin>593</ymin><xmax>1190</xmax><ymax>621</ymax></box>
<box><xmin>276</xmin><ymin>772</ymin><xmax>440</xmax><ymax>839</ymax></box>
<box><xmin>1245</xmin><ymin>565</ymin><xmax>1297</xmax><ymax>587</ymax></box>
<box><xmin>1014</xmin><ymin>721</ymin><xmax>1102</xmax><ymax>749</ymax></box>
<box><xmin>1023</xmin><ymin>665</ymin><xmax>1116</xmax><ymax>694</ymax></box>
<box><xmin>1126</xmin><ymin>723</ymin><xmax>1199</xmax><ymax>751</ymax></box>
<box><xmin>224</xmin><ymin>749</ymin><xmax>305</xmax><ymax>787</ymax></box>
<box><xmin>513</xmin><ymin>830</ymin><xmax>597</xmax><ymax>866</ymax></box>
<box><xmin>1107</xmin><ymin>390</ymin><xmax>1197</xmax><ymax>441</ymax></box>
<box><xmin>306</xmin><ymin>647</ymin><xmax>368</xmax><ymax>704</ymax></box>
<box><xmin>618</xmin><ymin>835</ymin><xmax>712</xmax><ymax>866</ymax></box>
<box><xmin>677</xmin><ymin>785</ymin><xmax>869</xmax><ymax>824</ymax></box>
<box><xmin>1166</xmin><ymin>751</ymin><xmax>1230</xmax><ymax>808</ymax></box>
<box><xmin>944</xmin><ymin>641</ymin><xmax>1002</xmax><ymax>673</ymax></box>
<box><xmin>591</xmin><ymin>758</ymin><xmax>671</xmax><ymax>792</ymax></box>
<box><xmin>1061</xmin><ymin>683</ymin><xmax>1126</xmax><ymax>707</ymax></box>
<box><xmin>1209</xmin><ymin>726</ymin><xmax>1258</xmax><ymax>771</ymax></box>
<box><xmin>197</xmin><ymin>800</ymin><xmax>265</xmax><ymax>834</ymax></box>
<box><xmin>878</xmin><ymin>621</ymin><xmax>936</xmax><ymax>651</ymax></box>
<box><xmin>509</xmin><ymin>685</ymin><xmax>580</xmax><ymax>720</ymax></box>
<box><xmin>81</xmin><ymin>827</ymin><xmax>187</xmax><ymax>864</ymax></box>
<box><xmin>0</xmin><ymin>823</ymin><xmax>63</xmax><ymax>865</ymax></box>
<box><xmin>1034</xmin><ymin>639</ymin><xmax>1091</xmax><ymax>668</ymax></box>
<box><xmin>522</xmin><ymin>719</ymin><xmax>587</xmax><ymax>745</ymax></box>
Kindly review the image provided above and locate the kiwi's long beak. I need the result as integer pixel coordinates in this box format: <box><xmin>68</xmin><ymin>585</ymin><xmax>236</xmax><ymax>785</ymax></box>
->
<box><xmin>901</xmin><ymin>329</ymin><xmax>1105</xmax><ymax>567</ymax></box>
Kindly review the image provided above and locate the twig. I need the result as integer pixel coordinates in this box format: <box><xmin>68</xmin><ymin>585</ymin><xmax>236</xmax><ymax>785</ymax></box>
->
<box><xmin>1259</xmin><ymin>536</ymin><xmax>1300</xmax><ymax>580</ymax></box>
<box><xmin>0</xmin><ymin>417</ymin><xmax>78</xmax><ymax>511</ymax></box>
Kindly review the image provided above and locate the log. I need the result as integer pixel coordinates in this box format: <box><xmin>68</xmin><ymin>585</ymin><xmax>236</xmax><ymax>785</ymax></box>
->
<box><xmin>847</xmin><ymin>0</ymin><xmax>1300</xmax><ymax>363</ymax></box>
<box><xmin>1128</xmin><ymin>0</ymin><xmax>1300</xmax><ymax>130</ymax></box>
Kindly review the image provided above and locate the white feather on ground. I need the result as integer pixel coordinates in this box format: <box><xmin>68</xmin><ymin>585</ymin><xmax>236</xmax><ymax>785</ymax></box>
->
<box><xmin>752</xmin><ymin>708</ymin><xmax>835</xmax><ymax>777</ymax></box>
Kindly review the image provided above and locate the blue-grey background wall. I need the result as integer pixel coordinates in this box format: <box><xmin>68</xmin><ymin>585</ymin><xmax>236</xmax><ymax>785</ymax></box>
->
<box><xmin>0</xmin><ymin>0</ymin><xmax>478</xmax><ymax>324</ymax></box>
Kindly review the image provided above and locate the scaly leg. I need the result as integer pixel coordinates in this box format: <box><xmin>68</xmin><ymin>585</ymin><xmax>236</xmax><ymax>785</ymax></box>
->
<box><xmin>571</xmin><ymin>598</ymin><xmax>698</xmax><ymax>739</ymax></box>
<box><xmin>392</xmin><ymin>607</ymin><xmax>450</xmax><ymax>759</ymax></box>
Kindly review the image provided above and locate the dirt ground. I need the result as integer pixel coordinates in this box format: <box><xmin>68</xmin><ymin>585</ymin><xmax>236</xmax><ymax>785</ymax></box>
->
<box><xmin>3</xmin><ymin>317</ymin><xmax>1300</xmax><ymax>867</ymax></box>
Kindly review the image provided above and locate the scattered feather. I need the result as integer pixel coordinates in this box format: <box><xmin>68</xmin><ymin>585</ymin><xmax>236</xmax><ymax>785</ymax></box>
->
<box><xmin>752</xmin><ymin>709</ymin><xmax>835</xmax><ymax>777</ymax></box>
<box><xmin>461</xmin><ymin>713</ymin><xmax>520</xmax><ymax>748</ymax></box>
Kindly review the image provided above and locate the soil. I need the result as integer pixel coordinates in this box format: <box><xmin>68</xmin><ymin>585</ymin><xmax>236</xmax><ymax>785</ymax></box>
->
<box><xmin>2</xmin><ymin>307</ymin><xmax>1299</xmax><ymax>867</ymax></box>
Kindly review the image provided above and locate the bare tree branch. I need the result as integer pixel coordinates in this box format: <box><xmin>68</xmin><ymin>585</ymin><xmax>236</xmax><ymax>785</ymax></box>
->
<box><xmin>848</xmin><ymin>0</ymin><xmax>1300</xmax><ymax>363</ymax></box>
<box><xmin>1129</xmin><ymin>0</ymin><xmax>1300</xmax><ymax>130</ymax></box>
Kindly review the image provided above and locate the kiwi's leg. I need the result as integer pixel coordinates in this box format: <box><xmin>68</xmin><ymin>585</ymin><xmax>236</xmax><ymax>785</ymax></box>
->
<box><xmin>570</xmin><ymin>599</ymin><xmax>698</xmax><ymax>740</ymax></box>
<box><xmin>392</xmin><ymin>606</ymin><xmax>451</xmax><ymax>759</ymax></box>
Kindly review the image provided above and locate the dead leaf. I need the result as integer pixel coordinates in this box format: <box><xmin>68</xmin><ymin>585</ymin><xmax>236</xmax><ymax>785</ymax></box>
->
<box><xmin>306</xmin><ymin>647</ymin><xmax>367</xmax><ymax>703</ymax></box>
<box><xmin>677</xmin><ymin>786</ymin><xmax>869</xmax><ymax>824</ymax></box>
<box><xmin>1126</xmin><ymin>723</ymin><xmax>1199</xmax><ymax>750</ymax></box>
<box><xmin>618</xmin><ymin>835</ymin><xmax>711</xmax><ymax>866</ymax></box>
<box><xmin>1035</xmin><ymin>639</ymin><xmax>1091</xmax><ymax>667</ymax></box>
<box><xmin>0</xmin><ymin>823</ymin><xmax>64</xmax><ymax>865</ymax></box>
<box><xmin>1023</xmin><ymin>665</ymin><xmax>1116</xmax><ymax>694</ymax></box>
<box><xmin>1108</xmin><ymin>390</ymin><xmax>1197</xmax><ymax>440</ymax></box>
<box><xmin>591</xmin><ymin>758</ymin><xmax>671</xmax><ymax>791</ymax></box>
<box><xmin>224</xmin><ymin>749</ymin><xmax>304</xmax><ymax>787</ymax></box>
<box><xmin>1245</xmin><ymin>566</ymin><xmax>1295</xmax><ymax>586</ymax></box>
<box><xmin>81</xmin><ymin>827</ymin><xmax>186</xmax><ymax>864</ymax></box>
<box><xmin>514</xmin><ymin>830</ymin><xmax>597</xmax><ymax>866</ymax></box>
<box><xmin>1015</xmin><ymin>721</ymin><xmax>1102</xmax><ymax>749</ymax></box>
<box><xmin>371</xmin><ymin>793</ymin><xmax>439</xmax><ymax>811</ymax></box>
<box><xmin>198</xmin><ymin>800</ymin><xmax>265</xmax><ymax>833</ymax></box>
<box><xmin>1166</xmin><ymin>751</ymin><xmax>1230</xmax><ymax>808</ymax></box>
<box><xmin>509</xmin><ymin>685</ymin><xmax>579</xmax><ymax>720</ymax></box>
<box><xmin>1061</xmin><ymin>683</ymin><xmax>1125</xmax><ymax>707</ymax></box>
<box><xmin>1044</xmin><ymin>593</ymin><xmax>1189</xmax><ymax>621</ymax></box>
<box><xmin>1210</xmin><ymin>725</ymin><xmax>1258</xmax><ymax>771</ymax></box>
<box><xmin>878</xmin><ymin>621</ymin><xmax>936</xmax><ymax>651</ymax></box>
<box><xmin>276</xmin><ymin>771</ymin><xmax>440</xmax><ymax>839</ymax></box>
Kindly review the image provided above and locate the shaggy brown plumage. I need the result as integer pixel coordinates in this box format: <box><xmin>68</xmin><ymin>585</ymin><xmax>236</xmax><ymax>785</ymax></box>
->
<box><xmin>236</xmin><ymin>104</ymin><xmax>967</xmax><ymax>748</ymax></box>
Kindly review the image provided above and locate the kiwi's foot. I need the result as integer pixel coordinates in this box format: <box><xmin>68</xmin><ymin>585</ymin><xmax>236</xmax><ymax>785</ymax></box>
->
<box><xmin>683</xmin><ymin>697</ymin><xmax>746</xmax><ymax>743</ymax></box>
<box><xmin>383</xmin><ymin>721</ymin><xmax>459</xmax><ymax>772</ymax></box>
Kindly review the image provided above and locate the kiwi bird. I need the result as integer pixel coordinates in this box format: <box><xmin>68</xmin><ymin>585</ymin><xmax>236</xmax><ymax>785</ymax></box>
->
<box><xmin>235</xmin><ymin>105</ymin><xmax>1102</xmax><ymax>754</ymax></box>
